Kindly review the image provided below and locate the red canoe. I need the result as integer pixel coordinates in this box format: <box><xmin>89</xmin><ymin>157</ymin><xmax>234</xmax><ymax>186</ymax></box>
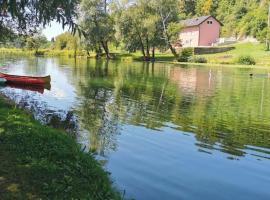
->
<box><xmin>6</xmin><ymin>82</ymin><xmax>51</xmax><ymax>94</ymax></box>
<box><xmin>0</xmin><ymin>72</ymin><xmax>51</xmax><ymax>86</ymax></box>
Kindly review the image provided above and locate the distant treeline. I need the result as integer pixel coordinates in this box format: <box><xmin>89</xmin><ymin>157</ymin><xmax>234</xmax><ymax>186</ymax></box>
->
<box><xmin>1</xmin><ymin>0</ymin><xmax>270</xmax><ymax>60</ymax></box>
<box><xmin>180</xmin><ymin>0</ymin><xmax>269</xmax><ymax>40</ymax></box>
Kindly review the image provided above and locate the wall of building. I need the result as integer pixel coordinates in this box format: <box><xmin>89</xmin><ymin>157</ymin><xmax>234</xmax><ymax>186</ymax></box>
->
<box><xmin>198</xmin><ymin>17</ymin><xmax>221</xmax><ymax>46</ymax></box>
<box><xmin>179</xmin><ymin>26</ymin><xmax>199</xmax><ymax>47</ymax></box>
<box><xmin>194</xmin><ymin>46</ymin><xmax>235</xmax><ymax>54</ymax></box>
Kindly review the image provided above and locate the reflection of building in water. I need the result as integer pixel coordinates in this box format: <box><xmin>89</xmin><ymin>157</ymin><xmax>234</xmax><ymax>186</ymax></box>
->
<box><xmin>169</xmin><ymin>67</ymin><xmax>216</xmax><ymax>96</ymax></box>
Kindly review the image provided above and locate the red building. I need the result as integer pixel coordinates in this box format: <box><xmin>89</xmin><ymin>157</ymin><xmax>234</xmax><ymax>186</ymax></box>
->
<box><xmin>179</xmin><ymin>16</ymin><xmax>223</xmax><ymax>47</ymax></box>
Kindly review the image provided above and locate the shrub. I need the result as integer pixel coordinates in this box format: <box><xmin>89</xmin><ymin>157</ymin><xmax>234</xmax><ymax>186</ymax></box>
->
<box><xmin>178</xmin><ymin>48</ymin><xmax>194</xmax><ymax>62</ymax></box>
<box><xmin>236</xmin><ymin>55</ymin><xmax>256</xmax><ymax>65</ymax></box>
<box><xmin>188</xmin><ymin>56</ymin><xmax>207</xmax><ymax>63</ymax></box>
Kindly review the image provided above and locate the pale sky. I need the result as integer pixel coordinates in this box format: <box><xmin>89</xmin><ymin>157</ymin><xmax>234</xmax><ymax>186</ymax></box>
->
<box><xmin>42</xmin><ymin>21</ymin><xmax>69</xmax><ymax>40</ymax></box>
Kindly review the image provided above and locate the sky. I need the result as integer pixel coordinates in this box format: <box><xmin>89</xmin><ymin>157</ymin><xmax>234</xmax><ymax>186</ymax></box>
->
<box><xmin>42</xmin><ymin>21</ymin><xmax>69</xmax><ymax>40</ymax></box>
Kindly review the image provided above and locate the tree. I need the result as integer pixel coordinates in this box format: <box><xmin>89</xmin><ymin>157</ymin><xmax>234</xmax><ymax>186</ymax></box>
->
<box><xmin>0</xmin><ymin>0</ymin><xmax>79</xmax><ymax>30</ymax></box>
<box><xmin>54</xmin><ymin>32</ymin><xmax>78</xmax><ymax>50</ymax></box>
<box><xmin>196</xmin><ymin>0</ymin><xmax>218</xmax><ymax>16</ymax></box>
<box><xmin>151</xmin><ymin>0</ymin><xmax>182</xmax><ymax>58</ymax></box>
<box><xmin>179</xmin><ymin>0</ymin><xmax>196</xmax><ymax>18</ymax></box>
<box><xmin>0</xmin><ymin>22</ymin><xmax>16</xmax><ymax>43</ymax></box>
<box><xmin>116</xmin><ymin>1</ymin><xmax>158</xmax><ymax>60</ymax></box>
<box><xmin>263</xmin><ymin>1</ymin><xmax>270</xmax><ymax>50</ymax></box>
<box><xmin>26</xmin><ymin>35</ymin><xmax>48</xmax><ymax>53</ymax></box>
<box><xmin>116</xmin><ymin>0</ymin><xmax>181</xmax><ymax>60</ymax></box>
<box><xmin>0</xmin><ymin>0</ymin><xmax>80</xmax><ymax>42</ymax></box>
<box><xmin>80</xmin><ymin>0</ymin><xmax>115</xmax><ymax>59</ymax></box>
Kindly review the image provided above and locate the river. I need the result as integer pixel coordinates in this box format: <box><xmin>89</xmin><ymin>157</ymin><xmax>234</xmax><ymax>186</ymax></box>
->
<box><xmin>0</xmin><ymin>56</ymin><xmax>269</xmax><ymax>200</ymax></box>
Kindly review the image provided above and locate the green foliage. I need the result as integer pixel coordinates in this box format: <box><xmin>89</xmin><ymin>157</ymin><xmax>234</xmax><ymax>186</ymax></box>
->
<box><xmin>167</xmin><ymin>22</ymin><xmax>182</xmax><ymax>44</ymax></box>
<box><xmin>0</xmin><ymin>23</ymin><xmax>16</xmax><ymax>43</ymax></box>
<box><xmin>236</xmin><ymin>55</ymin><xmax>256</xmax><ymax>65</ymax></box>
<box><xmin>26</xmin><ymin>35</ymin><xmax>49</xmax><ymax>51</ymax></box>
<box><xmin>0</xmin><ymin>98</ymin><xmax>120</xmax><ymax>199</ymax></box>
<box><xmin>218</xmin><ymin>0</ymin><xmax>268</xmax><ymax>40</ymax></box>
<box><xmin>178</xmin><ymin>0</ymin><xmax>270</xmax><ymax>43</ymax></box>
<box><xmin>0</xmin><ymin>0</ymin><xmax>79</xmax><ymax>35</ymax></box>
<box><xmin>188</xmin><ymin>56</ymin><xmax>208</xmax><ymax>63</ymax></box>
<box><xmin>80</xmin><ymin>0</ymin><xmax>115</xmax><ymax>58</ymax></box>
<box><xmin>115</xmin><ymin>0</ymin><xmax>181</xmax><ymax>59</ymax></box>
<box><xmin>54</xmin><ymin>32</ymin><xmax>78</xmax><ymax>50</ymax></box>
<box><xmin>178</xmin><ymin>48</ymin><xmax>194</xmax><ymax>62</ymax></box>
<box><xmin>196</xmin><ymin>0</ymin><xmax>219</xmax><ymax>16</ymax></box>
<box><xmin>2</xmin><ymin>0</ymin><xmax>270</xmax><ymax>60</ymax></box>
<box><xmin>179</xmin><ymin>0</ymin><xmax>196</xmax><ymax>17</ymax></box>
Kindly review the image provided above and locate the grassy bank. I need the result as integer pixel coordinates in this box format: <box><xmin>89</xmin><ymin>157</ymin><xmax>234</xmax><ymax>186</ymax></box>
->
<box><xmin>202</xmin><ymin>43</ymin><xmax>270</xmax><ymax>66</ymax></box>
<box><xmin>1</xmin><ymin>42</ymin><xmax>270</xmax><ymax>67</ymax></box>
<box><xmin>0</xmin><ymin>48</ymin><xmax>91</xmax><ymax>57</ymax></box>
<box><xmin>119</xmin><ymin>43</ymin><xmax>270</xmax><ymax>65</ymax></box>
<box><xmin>0</xmin><ymin>96</ymin><xmax>120</xmax><ymax>199</ymax></box>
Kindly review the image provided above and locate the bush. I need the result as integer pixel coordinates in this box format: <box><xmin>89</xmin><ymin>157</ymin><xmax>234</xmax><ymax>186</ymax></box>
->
<box><xmin>178</xmin><ymin>48</ymin><xmax>194</xmax><ymax>62</ymax></box>
<box><xmin>188</xmin><ymin>56</ymin><xmax>207</xmax><ymax>63</ymax></box>
<box><xmin>236</xmin><ymin>55</ymin><xmax>256</xmax><ymax>65</ymax></box>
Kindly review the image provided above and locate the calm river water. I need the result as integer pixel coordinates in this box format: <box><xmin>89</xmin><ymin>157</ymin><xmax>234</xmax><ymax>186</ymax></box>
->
<box><xmin>0</xmin><ymin>56</ymin><xmax>270</xmax><ymax>200</ymax></box>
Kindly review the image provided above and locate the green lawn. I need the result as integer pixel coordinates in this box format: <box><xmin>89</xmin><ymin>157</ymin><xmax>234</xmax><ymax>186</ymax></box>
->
<box><xmin>2</xmin><ymin>42</ymin><xmax>270</xmax><ymax>67</ymax></box>
<box><xmin>202</xmin><ymin>43</ymin><xmax>270</xmax><ymax>66</ymax></box>
<box><xmin>114</xmin><ymin>43</ymin><xmax>270</xmax><ymax>66</ymax></box>
<box><xmin>0</xmin><ymin>96</ymin><xmax>120</xmax><ymax>199</ymax></box>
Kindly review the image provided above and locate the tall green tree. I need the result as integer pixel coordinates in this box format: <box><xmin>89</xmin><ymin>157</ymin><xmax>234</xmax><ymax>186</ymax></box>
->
<box><xmin>26</xmin><ymin>35</ymin><xmax>48</xmax><ymax>53</ymax></box>
<box><xmin>151</xmin><ymin>0</ymin><xmax>182</xmax><ymax>58</ymax></box>
<box><xmin>80</xmin><ymin>0</ymin><xmax>115</xmax><ymax>59</ymax></box>
<box><xmin>116</xmin><ymin>1</ymin><xmax>160</xmax><ymax>60</ymax></box>
<box><xmin>196</xmin><ymin>0</ymin><xmax>218</xmax><ymax>16</ymax></box>
<box><xmin>179</xmin><ymin>0</ymin><xmax>196</xmax><ymax>18</ymax></box>
<box><xmin>54</xmin><ymin>32</ymin><xmax>78</xmax><ymax>50</ymax></box>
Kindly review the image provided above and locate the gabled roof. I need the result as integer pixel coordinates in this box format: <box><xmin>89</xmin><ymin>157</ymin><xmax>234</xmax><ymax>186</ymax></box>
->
<box><xmin>181</xmin><ymin>15</ymin><xmax>223</xmax><ymax>27</ymax></box>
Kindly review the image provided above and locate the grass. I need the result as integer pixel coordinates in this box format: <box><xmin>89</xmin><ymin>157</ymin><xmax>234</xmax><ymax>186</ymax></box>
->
<box><xmin>114</xmin><ymin>43</ymin><xmax>270</xmax><ymax>67</ymax></box>
<box><xmin>0</xmin><ymin>96</ymin><xmax>121</xmax><ymax>199</ymax></box>
<box><xmin>0</xmin><ymin>48</ymin><xmax>91</xmax><ymax>57</ymax></box>
<box><xmin>2</xmin><ymin>42</ymin><xmax>270</xmax><ymax>67</ymax></box>
<box><xmin>202</xmin><ymin>43</ymin><xmax>270</xmax><ymax>66</ymax></box>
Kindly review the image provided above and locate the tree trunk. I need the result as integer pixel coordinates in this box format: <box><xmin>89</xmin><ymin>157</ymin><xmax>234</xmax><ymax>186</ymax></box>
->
<box><xmin>74</xmin><ymin>39</ymin><xmax>77</xmax><ymax>58</ymax></box>
<box><xmin>104</xmin><ymin>0</ymin><xmax>107</xmax><ymax>13</ymax></box>
<box><xmin>168</xmin><ymin>43</ymin><xmax>178</xmax><ymax>58</ymax></box>
<box><xmin>35</xmin><ymin>48</ymin><xmax>38</xmax><ymax>56</ymax></box>
<box><xmin>152</xmin><ymin>47</ymin><xmax>155</xmax><ymax>61</ymax></box>
<box><xmin>145</xmin><ymin>36</ymin><xmax>150</xmax><ymax>61</ymax></box>
<box><xmin>101</xmin><ymin>41</ymin><xmax>111</xmax><ymax>59</ymax></box>
<box><xmin>266</xmin><ymin>4</ymin><xmax>270</xmax><ymax>51</ymax></box>
<box><xmin>135</xmin><ymin>26</ymin><xmax>146</xmax><ymax>60</ymax></box>
<box><xmin>95</xmin><ymin>44</ymin><xmax>102</xmax><ymax>59</ymax></box>
<box><xmin>159</xmin><ymin>9</ymin><xmax>179</xmax><ymax>59</ymax></box>
<box><xmin>138</xmin><ymin>34</ymin><xmax>146</xmax><ymax>60</ymax></box>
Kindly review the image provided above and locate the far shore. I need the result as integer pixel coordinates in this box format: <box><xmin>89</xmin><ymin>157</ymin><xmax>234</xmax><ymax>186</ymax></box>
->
<box><xmin>1</xmin><ymin>42</ymin><xmax>270</xmax><ymax>68</ymax></box>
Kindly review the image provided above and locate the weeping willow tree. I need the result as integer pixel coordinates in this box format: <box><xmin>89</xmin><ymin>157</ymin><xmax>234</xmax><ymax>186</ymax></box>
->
<box><xmin>0</xmin><ymin>0</ymin><xmax>80</xmax><ymax>41</ymax></box>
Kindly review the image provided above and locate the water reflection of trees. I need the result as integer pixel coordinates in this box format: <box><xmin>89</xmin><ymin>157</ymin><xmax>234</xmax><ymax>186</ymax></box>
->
<box><xmin>0</xmin><ymin>89</ymin><xmax>79</xmax><ymax>136</ymax></box>
<box><xmin>62</xmin><ymin>58</ymin><xmax>270</xmax><ymax>158</ymax></box>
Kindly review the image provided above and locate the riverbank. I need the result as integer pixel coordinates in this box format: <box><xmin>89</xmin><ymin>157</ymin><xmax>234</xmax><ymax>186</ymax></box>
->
<box><xmin>117</xmin><ymin>43</ymin><xmax>270</xmax><ymax>67</ymax></box>
<box><xmin>0</xmin><ymin>96</ymin><xmax>120</xmax><ymax>199</ymax></box>
<box><xmin>1</xmin><ymin>42</ymin><xmax>270</xmax><ymax>67</ymax></box>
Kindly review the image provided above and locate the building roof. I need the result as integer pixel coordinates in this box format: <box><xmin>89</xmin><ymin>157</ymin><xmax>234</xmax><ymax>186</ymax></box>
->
<box><xmin>181</xmin><ymin>15</ymin><xmax>223</xmax><ymax>27</ymax></box>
